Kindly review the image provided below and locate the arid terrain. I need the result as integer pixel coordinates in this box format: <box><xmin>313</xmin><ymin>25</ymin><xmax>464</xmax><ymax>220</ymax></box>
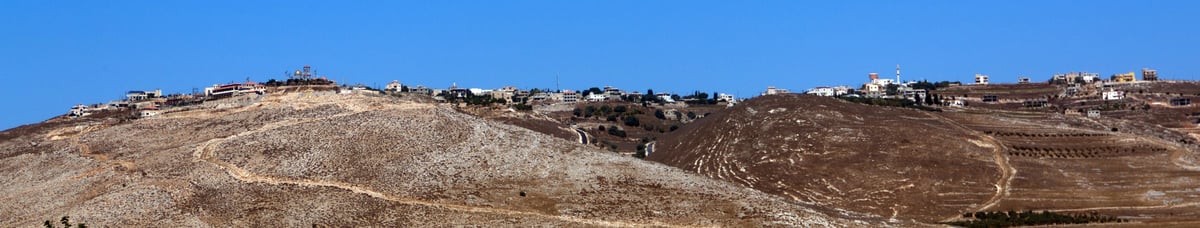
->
<box><xmin>0</xmin><ymin>91</ymin><xmax>902</xmax><ymax>227</ymax></box>
<box><xmin>648</xmin><ymin>93</ymin><xmax>1200</xmax><ymax>226</ymax></box>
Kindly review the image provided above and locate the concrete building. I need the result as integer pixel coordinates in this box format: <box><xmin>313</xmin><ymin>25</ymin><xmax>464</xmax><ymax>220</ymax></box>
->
<box><xmin>975</xmin><ymin>74</ymin><xmax>990</xmax><ymax>85</ymax></box>
<box><xmin>1111</xmin><ymin>72</ymin><xmax>1137</xmax><ymax>82</ymax></box>
<box><xmin>1171</xmin><ymin>97</ymin><xmax>1191</xmax><ymax>106</ymax></box>
<box><xmin>1018</xmin><ymin>76</ymin><xmax>1031</xmax><ymax>84</ymax></box>
<box><xmin>385</xmin><ymin>80</ymin><xmax>403</xmax><ymax>92</ymax></box>
<box><xmin>586</xmin><ymin>93</ymin><xmax>608</xmax><ymax>102</ymax></box>
<box><xmin>762</xmin><ymin>86</ymin><xmax>789</xmax><ymax>96</ymax></box>
<box><xmin>1054</xmin><ymin>72</ymin><xmax>1101</xmax><ymax>84</ymax></box>
<box><xmin>409</xmin><ymin>85</ymin><xmax>432</xmax><ymax>95</ymax></box>
<box><xmin>805</xmin><ymin>87</ymin><xmax>836</xmax><ymax>96</ymax></box>
<box><xmin>1143</xmin><ymin>68</ymin><xmax>1158</xmax><ymax>81</ymax></box>
<box><xmin>127</xmin><ymin>89</ymin><xmax>162</xmax><ymax>101</ymax></box>
<box><xmin>656</xmin><ymin>93</ymin><xmax>676</xmax><ymax>103</ymax></box>
<box><xmin>560</xmin><ymin>90</ymin><xmax>579</xmax><ymax>103</ymax></box>
<box><xmin>1087</xmin><ymin>110</ymin><xmax>1101</xmax><ymax>118</ymax></box>
<box><xmin>1102</xmin><ymin>90</ymin><xmax>1125</xmax><ymax>100</ymax></box>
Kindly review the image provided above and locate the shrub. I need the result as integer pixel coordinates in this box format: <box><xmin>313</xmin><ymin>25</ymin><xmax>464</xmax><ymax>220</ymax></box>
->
<box><xmin>623</xmin><ymin>116</ymin><xmax>640</xmax><ymax>127</ymax></box>
<box><xmin>654</xmin><ymin>109</ymin><xmax>666</xmax><ymax>119</ymax></box>
<box><xmin>607</xmin><ymin>125</ymin><xmax>626</xmax><ymax>137</ymax></box>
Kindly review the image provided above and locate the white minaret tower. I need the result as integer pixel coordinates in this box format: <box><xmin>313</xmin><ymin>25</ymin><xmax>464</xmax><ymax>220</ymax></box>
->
<box><xmin>896</xmin><ymin>64</ymin><xmax>901</xmax><ymax>84</ymax></box>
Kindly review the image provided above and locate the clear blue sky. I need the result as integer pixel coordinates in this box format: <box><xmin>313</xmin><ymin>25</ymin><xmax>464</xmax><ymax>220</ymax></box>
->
<box><xmin>2</xmin><ymin>1</ymin><xmax>1198</xmax><ymax>130</ymax></box>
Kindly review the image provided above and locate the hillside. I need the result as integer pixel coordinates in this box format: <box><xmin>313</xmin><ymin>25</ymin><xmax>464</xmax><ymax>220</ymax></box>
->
<box><xmin>649</xmin><ymin>93</ymin><xmax>1200</xmax><ymax>225</ymax></box>
<box><xmin>648</xmin><ymin>94</ymin><xmax>1003</xmax><ymax>222</ymax></box>
<box><xmin>0</xmin><ymin>91</ymin><xmax>901</xmax><ymax>227</ymax></box>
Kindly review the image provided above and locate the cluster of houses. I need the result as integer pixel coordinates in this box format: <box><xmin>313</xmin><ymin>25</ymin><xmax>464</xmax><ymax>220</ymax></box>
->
<box><xmin>792</xmin><ymin>67</ymin><xmax>1165</xmax><ymax>105</ymax></box>
<box><xmin>383</xmin><ymin>80</ymin><xmax>739</xmax><ymax>106</ymax></box>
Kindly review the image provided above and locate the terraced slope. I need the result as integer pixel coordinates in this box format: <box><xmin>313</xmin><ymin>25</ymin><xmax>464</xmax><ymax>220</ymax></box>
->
<box><xmin>942</xmin><ymin>110</ymin><xmax>1200</xmax><ymax>224</ymax></box>
<box><xmin>648</xmin><ymin>94</ymin><xmax>1003</xmax><ymax>222</ymax></box>
<box><xmin>0</xmin><ymin>92</ymin><xmax>899</xmax><ymax>227</ymax></box>
<box><xmin>650</xmin><ymin>93</ymin><xmax>1200</xmax><ymax>225</ymax></box>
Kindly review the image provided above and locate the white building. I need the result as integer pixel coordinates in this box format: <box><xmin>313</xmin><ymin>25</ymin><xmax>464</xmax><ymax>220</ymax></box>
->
<box><xmin>805</xmin><ymin>87</ymin><xmax>836</xmax><ymax>96</ymax></box>
<box><xmin>975</xmin><ymin>74</ymin><xmax>990</xmax><ymax>85</ymax></box>
<box><xmin>1102</xmin><ymin>90</ymin><xmax>1124</xmax><ymax>100</ymax></box>
<box><xmin>385</xmin><ymin>80</ymin><xmax>403</xmax><ymax>92</ymax></box>
<box><xmin>586</xmin><ymin>93</ymin><xmax>608</xmax><ymax>102</ymax></box>
<box><xmin>762</xmin><ymin>86</ymin><xmax>789</xmax><ymax>96</ymax></box>
<box><xmin>657</xmin><ymin>93</ymin><xmax>676</xmax><ymax>103</ymax></box>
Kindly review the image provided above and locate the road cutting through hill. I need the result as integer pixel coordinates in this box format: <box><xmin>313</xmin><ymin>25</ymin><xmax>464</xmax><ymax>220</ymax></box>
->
<box><xmin>190</xmin><ymin>100</ymin><xmax>690</xmax><ymax>228</ymax></box>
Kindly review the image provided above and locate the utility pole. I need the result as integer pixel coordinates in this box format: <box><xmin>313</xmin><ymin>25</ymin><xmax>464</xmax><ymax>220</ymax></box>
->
<box><xmin>556</xmin><ymin>72</ymin><xmax>561</xmax><ymax>93</ymax></box>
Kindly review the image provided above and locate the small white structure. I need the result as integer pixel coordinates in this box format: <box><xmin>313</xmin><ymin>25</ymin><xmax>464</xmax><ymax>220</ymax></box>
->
<box><xmin>656</xmin><ymin>93</ymin><xmax>676</xmax><ymax>103</ymax></box>
<box><xmin>69</xmin><ymin>104</ymin><xmax>89</xmax><ymax>117</ymax></box>
<box><xmin>762</xmin><ymin>86</ymin><xmax>789</xmax><ymax>96</ymax></box>
<box><xmin>717</xmin><ymin>93</ymin><xmax>736</xmax><ymax>103</ymax></box>
<box><xmin>948</xmin><ymin>99</ymin><xmax>965</xmax><ymax>107</ymax></box>
<box><xmin>975</xmin><ymin>74</ymin><xmax>990</xmax><ymax>85</ymax></box>
<box><xmin>1102</xmin><ymin>90</ymin><xmax>1124</xmax><ymax>100</ymax></box>
<box><xmin>1087</xmin><ymin>110</ymin><xmax>1101</xmax><ymax>118</ymax></box>
<box><xmin>586</xmin><ymin>93</ymin><xmax>607</xmax><ymax>102</ymax></box>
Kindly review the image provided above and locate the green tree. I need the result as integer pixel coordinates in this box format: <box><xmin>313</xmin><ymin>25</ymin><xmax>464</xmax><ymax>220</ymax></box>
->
<box><xmin>654</xmin><ymin>109</ymin><xmax>666</xmax><ymax>119</ymax></box>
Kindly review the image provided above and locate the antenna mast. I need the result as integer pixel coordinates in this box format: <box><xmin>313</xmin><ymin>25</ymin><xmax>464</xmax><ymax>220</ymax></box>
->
<box><xmin>556</xmin><ymin>72</ymin><xmax>561</xmax><ymax>92</ymax></box>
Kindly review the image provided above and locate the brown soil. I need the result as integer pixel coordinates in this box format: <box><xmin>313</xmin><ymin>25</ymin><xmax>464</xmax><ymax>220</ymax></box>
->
<box><xmin>0</xmin><ymin>92</ymin><xmax>903</xmax><ymax>227</ymax></box>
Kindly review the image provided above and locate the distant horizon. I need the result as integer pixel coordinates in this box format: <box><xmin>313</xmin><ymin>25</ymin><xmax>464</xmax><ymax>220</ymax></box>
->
<box><xmin>3</xmin><ymin>1</ymin><xmax>1198</xmax><ymax>129</ymax></box>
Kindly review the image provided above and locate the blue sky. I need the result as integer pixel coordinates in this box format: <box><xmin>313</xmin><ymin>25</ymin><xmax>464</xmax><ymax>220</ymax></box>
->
<box><xmin>1</xmin><ymin>1</ymin><xmax>1198</xmax><ymax>130</ymax></box>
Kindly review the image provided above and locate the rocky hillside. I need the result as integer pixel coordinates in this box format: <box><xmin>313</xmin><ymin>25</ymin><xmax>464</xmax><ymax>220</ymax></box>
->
<box><xmin>648</xmin><ymin>94</ymin><xmax>1005</xmax><ymax>222</ymax></box>
<box><xmin>649</xmin><ymin>93</ymin><xmax>1200</xmax><ymax>225</ymax></box>
<box><xmin>0</xmin><ymin>92</ymin><xmax>901</xmax><ymax>227</ymax></box>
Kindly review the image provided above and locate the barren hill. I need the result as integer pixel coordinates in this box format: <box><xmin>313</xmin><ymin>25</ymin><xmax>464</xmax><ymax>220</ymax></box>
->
<box><xmin>649</xmin><ymin>93</ymin><xmax>1200</xmax><ymax>225</ymax></box>
<box><xmin>0</xmin><ymin>92</ymin><xmax>899</xmax><ymax>227</ymax></box>
<box><xmin>648</xmin><ymin>94</ymin><xmax>1003</xmax><ymax>222</ymax></box>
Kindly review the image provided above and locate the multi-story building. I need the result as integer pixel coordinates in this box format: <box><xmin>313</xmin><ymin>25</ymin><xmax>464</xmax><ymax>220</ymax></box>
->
<box><xmin>1143</xmin><ymin>68</ymin><xmax>1158</xmax><ymax>81</ymax></box>
<box><xmin>975</xmin><ymin>74</ymin><xmax>990</xmax><ymax>85</ymax></box>
<box><xmin>385</xmin><ymin>80</ymin><xmax>403</xmax><ymax>92</ymax></box>
<box><xmin>1111</xmin><ymin>72</ymin><xmax>1137</xmax><ymax>82</ymax></box>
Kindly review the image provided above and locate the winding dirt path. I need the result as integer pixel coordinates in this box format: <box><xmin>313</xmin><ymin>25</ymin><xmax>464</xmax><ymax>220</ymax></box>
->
<box><xmin>926</xmin><ymin>112</ymin><xmax>1016</xmax><ymax>222</ymax></box>
<box><xmin>190</xmin><ymin>101</ymin><xmax>686</xmax><ymax>227</ymax></box>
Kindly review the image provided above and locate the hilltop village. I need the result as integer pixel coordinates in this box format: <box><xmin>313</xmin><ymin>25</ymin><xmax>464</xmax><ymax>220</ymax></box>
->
<box><xmin>66</xmin><ymin>65</ymin><xmax>740</xmax><ymax>119</ymax></box>
<box><xmin>14</xmin><ymin>64</ymin><xmax>1200</xmax><ymax>227</ymax></box>
<box><xmin>67</xmin><ymin>64</ymin><xmax>1171</xmax><ymax>120</ymax></box>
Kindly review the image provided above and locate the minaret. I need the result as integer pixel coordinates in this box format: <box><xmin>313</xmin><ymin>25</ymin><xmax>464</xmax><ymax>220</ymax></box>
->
<box><xmin>896</xmin><ymin>64</ymin><xmax>901</xmax><ymax>84</ymax></box>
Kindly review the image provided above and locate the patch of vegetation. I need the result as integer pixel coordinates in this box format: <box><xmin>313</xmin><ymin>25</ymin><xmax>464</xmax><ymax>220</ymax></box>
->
<box><xmin>606</xmin><ymin>125</ymin><xmax>626</xmax><ymax>137</ymax></box>
<box><xmin>43</xmin><ymin>216</ymin><xmax>86</xmax><ymax>228</ymax></box>
<box><xmin>512</xmin><ymin>104</ymin><xmax>533</xmax><ymax>111</ymax></box>
<box><xmin>837</xmin><ymin>96</ymin><xmax>942</xmax><ymax>112</ymax></box>
<box><xmin>945</xmin><ymin>210</ymin><xmax>1126</xmax><ymax>228</ymax></box>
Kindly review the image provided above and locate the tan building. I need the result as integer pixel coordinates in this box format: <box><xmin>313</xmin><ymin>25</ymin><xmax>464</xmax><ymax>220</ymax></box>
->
<box><xmin>1111</xmin><ymin>72</ymin><xmax>1136</xmax><ymax>82</ymax></box>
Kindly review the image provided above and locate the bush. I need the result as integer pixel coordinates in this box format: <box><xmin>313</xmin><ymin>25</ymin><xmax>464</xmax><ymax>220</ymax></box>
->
<box><xmin>669</xmin><ymin>125</ymin><xmax>679</xmax><ymax>132</ymax></box>
<box><xmin>512</xmin><ymin>104</ymin><xmax>533</xmax><ymax>111</ymax></box>
<box><xmin>623</xmin><ymin>116</ymin><xmax>640</xmax><ymax>127</ymax></box>
<box><xmin>606</xmin><ymin>115</ymin><xmax>618</xmax><ymax>122</ymax></box>
<box><xmin>613</xmin><ymin>105</ymin><xmax>627</xmax><ymax>113</ymax></box>
<box><xmin>606</xmin><ymin>126</ymin><xmax>626</xmax><ymax>137</ymax></box>
<box><xmin>654</xmin><ymin>109</ymin><xmax>666</xmax><ymax>119</ymax></box>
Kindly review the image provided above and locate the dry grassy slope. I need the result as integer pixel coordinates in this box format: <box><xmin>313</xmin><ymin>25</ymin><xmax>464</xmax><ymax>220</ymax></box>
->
<box><xmin>648</xmin><ymin>94</ymin><xmax>1002</xmax><ymax>222</ymax></box>
<box><xmin>943</xmin><ymin>110</ymin><xmax>1200</xmax><ymax>224</ymax></box>
<box><xmin>0</xmin><ymin>92</ymin><xmax>905</xmax><ymax>227</ymax></box>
